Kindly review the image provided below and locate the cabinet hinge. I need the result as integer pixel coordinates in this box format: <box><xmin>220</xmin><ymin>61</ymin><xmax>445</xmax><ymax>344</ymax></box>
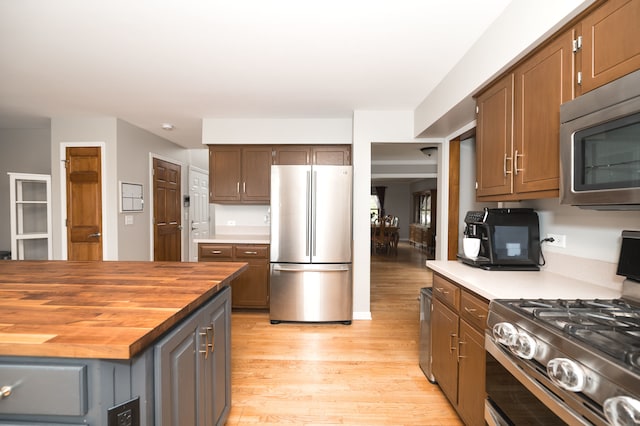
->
<box><xmin>65</xmin><ymin>218</ymin><xmax>68</xmax><ymax>227</ymax></box>
<box><xmin>475</xmin><ymin>181</ymin><xmax>478</xmax><ymax>190</ymax></box>
<box><xmin>577</xmin><ymin>71</ymin><xmax>582</xmax><ymax>85</ymax></box>
<box><xmin>572</xmin><ymin>36</ymin><xmax>582</xmax><ymax>53</ymax></box>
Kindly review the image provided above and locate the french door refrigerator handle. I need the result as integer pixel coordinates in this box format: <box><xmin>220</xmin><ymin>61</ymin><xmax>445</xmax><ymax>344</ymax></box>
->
<box><xmin>312</xmin><ymin>170</ymin><xmax>317</xmax><ymax>257</ymax></box>
<box><xmin>306</xmin><ymin>170</ymin><xmax>311</xmax><ymax>257</ymax></box>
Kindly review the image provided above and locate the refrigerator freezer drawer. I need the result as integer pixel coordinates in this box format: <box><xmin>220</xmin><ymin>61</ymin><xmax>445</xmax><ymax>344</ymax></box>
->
<box><xmin>270</xmin><ymin>263</ymin><xmax>352</xmax><ymax>324</ymax></box>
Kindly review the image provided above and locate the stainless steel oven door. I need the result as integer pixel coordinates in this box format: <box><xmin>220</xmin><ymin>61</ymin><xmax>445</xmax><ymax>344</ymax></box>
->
<box><xmin>485</xmin><ymin>333</ymin><xmax>606</xmax><ymax>426</ymax></box>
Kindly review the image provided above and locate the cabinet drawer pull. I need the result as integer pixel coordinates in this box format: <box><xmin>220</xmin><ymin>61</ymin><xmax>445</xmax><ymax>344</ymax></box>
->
<box><xmin>210</xmin><ymin>250</ymin><xmax>223</xmax><ymax>254</ymax></box>
<box><xmin>236</xmin><ymin>182</ymin><xmax>240</xmax><ymax>194</ymax></box>
<box><xmin>504</xmin><ymin>153</ymin><xmax>513</xmax><ymax>176</ymax></box>
<box><xmin>514</xmin><ymin>150</ymin><xmax>524</xmax><ymax>175</ymax></box>
<box><xmin>464</xmin><ymin>307</ymin><xmax>486</xmax><ymax>319</ymax></box>
<box><xmin>458</xmin><ymin>340</ymin><xmax>468</xmax><ymax>361</ymax></box>
<box><xmin>0</xmin><ymin>385</ymin><xmax>12</xmax><ymax>399</ymax></box>
<box><xmin>243</xmin><ymin>251</ymin><xmax>258</xmax><ymax>255</ymax></box>
<box><xmin>435</xmin><ymin>287</ymin><xmax>449</xmax><ymax>295</ymax></box>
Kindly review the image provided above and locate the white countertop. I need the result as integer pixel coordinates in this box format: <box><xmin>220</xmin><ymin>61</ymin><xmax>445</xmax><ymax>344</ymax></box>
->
<box><xmin>427</xmin><ymin>260</ymin><xmax>622</xmax><ymax>301</ymax></box>
<box><xmin>195</xmin><ymin>234</ymin><xmax>270</xmax><ymax>244</ymax></box>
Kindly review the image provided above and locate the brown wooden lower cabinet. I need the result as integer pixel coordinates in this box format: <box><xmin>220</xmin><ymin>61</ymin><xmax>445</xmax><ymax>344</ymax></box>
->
<box><xmin>199</xmin><ymin>243</ymin><xmax>270</xmax><ymax>309</ymax></box>
<box><xmin>431</xmin><ymin>273</ymin><xmax>488</xmax><ymax>426</ymax></box>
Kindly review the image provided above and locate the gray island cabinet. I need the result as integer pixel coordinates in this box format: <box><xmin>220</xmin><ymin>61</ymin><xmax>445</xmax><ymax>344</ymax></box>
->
<box><xmin>0</xmin><ymin>260</ymin><xmax>246</xmax><ymax>426</ymax></box>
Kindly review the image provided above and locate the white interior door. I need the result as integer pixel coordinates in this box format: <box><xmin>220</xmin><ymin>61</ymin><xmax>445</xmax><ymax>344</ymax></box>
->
<box><xmin>189</xmin><ymin>166</ymin><xmax>210</xmax><ymax>262</ymax></box>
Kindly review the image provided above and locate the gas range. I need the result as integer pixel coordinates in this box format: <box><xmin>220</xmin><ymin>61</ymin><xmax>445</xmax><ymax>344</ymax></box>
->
<box><xmin>487</xmin><ymin>297</ymin><xmax>640</xmax><ymax>425</ymax></box>
<box><xmin>485</xmin><ymin>231</ymin><xmax>640</xmax><ymax>426</ymax></box>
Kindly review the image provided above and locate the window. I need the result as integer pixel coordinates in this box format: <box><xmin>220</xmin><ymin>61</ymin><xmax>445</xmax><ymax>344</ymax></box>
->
<box><xmin>413</xmin><ymin>190</ymin><xmax>437</xmax><ymax>228</ymax></box>
<box><xmin>370</xmin><ymin>195</ymin><xmax>381</xmax><ymax>222</ymax></box>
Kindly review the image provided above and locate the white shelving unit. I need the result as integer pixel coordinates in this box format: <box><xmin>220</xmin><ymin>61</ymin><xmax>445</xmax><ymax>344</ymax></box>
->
<box><xmin>8</xmin><ymin>172</ymin><xmax>52</xmax><ymax>260</ymax></box>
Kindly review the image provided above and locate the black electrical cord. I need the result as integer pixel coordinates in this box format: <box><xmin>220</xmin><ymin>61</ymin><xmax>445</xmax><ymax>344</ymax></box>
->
<box><xmin>538</xmin><ymin>237</ymin><xmax>555</xmax><ymax>266</ymax></box>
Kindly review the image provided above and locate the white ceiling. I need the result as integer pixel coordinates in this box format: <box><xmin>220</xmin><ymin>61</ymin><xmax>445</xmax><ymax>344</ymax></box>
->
<box><xmin>0</xmin><ymin>0</ymin><xmax>511</xmax><ymax>150</ymax></box>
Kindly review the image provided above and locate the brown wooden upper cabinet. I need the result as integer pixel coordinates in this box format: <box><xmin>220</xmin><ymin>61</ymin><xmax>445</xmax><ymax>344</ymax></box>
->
<box><xmin>577</xmin><ymin>0</ymin><xmax>640</xmax><ymax>95</ymax></box>
<box><xmin>475</xmin><ymin>0</ymin><xmax>640</xmax><ymax>202</ymax></box>
<box><xmin>209</xmin><ymin>145</ymin><xmax>271</xmax><ymax>204</ymax></box>
<box><xmin>273</xmin><ymin>145</ymin><xmax>351</xmax><ymax>165</ymax></box>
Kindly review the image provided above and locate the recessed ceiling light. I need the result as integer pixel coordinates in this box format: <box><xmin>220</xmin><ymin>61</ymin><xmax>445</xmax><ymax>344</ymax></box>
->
<box><xmin>161</xmin><ymin>123</ymin><xmax>174</xmax><ymax>131</ymax></box>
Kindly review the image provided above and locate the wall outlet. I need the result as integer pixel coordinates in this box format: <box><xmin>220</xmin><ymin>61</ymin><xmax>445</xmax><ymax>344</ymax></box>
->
<box><xmin>107</xmin><ymin>397</ymin><xmax>140</xmax><ymax>426</ymax></box>
<box><xmin>546</xmin><ymin>233</ymin><xmax>566</xmax><ymax>248</ymax></box>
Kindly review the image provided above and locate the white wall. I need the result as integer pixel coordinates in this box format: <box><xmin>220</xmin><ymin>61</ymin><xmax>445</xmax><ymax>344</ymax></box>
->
<box><xmin>117</xmin><ymin>120</ymin><xmax>207</xmax><ymax>261</ymax></box>
<box><xmin>51</xmin><ymin>117</ymin><xmax>118</xmax><ymax>260</ymax></box>
<box><xmin>414</xmin><ymin>0</ymin><xmax>594</xmax><ymax>137</ymax></box>
<box><xmin>202</xmin><ymin>118</ymin><xmax>352</xmax><ymax>145</ymax></box>
<box><xmin>352</xmin><ymin>111</ymin><xmax>442</xmax><ymax>319</ymax></box>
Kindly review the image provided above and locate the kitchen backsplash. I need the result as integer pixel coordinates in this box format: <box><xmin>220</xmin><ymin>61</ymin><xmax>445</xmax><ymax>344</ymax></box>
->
<box><xmin>211</xmin><ymin>204</ymin><xmax>270</xmax><ymax>235</ymax></box>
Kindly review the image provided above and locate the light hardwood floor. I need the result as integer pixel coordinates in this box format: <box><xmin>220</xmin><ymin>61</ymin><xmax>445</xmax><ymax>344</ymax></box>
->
<box><xmin>226</xmin><ymin>242</ymin><xmax>463</xmax><ymax>425</ymax></box>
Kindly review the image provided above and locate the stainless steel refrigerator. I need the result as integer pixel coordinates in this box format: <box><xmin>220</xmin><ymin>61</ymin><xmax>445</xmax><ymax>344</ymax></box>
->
<box><xmin>270</xmin><ymin>165</ymin><xmax>353</xmax><ymax>324</ymax></box>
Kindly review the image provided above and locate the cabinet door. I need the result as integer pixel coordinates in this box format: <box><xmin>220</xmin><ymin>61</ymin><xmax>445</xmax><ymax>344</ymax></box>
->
<box><xmin>431</xmin><ymin>297</ymin><xmax>459</xmax><ymax>405</ymax></box>
<box><xmin>457</xmin><ymin>320</ymin><xmax>486</xmax><ymax>426</ymax></box>
<box><xmin>476</xmin><ymin>73</ymin><xmax>514</xmax><ymax>198</ymax></box>
<box><xmin>241</xmin><ymin>146</ymin><xmax>272</xmax><ymax>203</ymax></box>
<box><xmin>209</xmin><ymin>146</ymin><xmax>242</xmax><ymax>203</ymax></box>
<box><xmin>154</xmin><ymin>315</ymin><xmax>201</xmax><ymax>426</ymax></box>
<box><xmin>513</xmin><ymin>29</ymin><xmax>574</xmax><ymax>197</ymax></box>
<box><xmin>312</xmin><ymin>145</ymin><xmax>351</xmax><ymax>165</ymax></box>
<box><xmin>273</xmin><ymin>146</ymin><xmax>311</xmax><ymax>165</ymax></box>
<box><xmin>580</xmin><ymin>0</ymin><xmax>640</xmax><ymax>94</ymax></box>
<box><xmin>232</xmin><ymin>245</ymin><xmax>270</xmax><ymax>309</ymax></box>
<box><xmin>200</xmin><ymin>287</ymin><xmax>231</xmax><ymax>426</ymax></box>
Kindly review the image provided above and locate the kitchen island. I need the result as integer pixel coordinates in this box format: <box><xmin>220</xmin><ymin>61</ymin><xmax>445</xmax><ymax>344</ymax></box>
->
<box><xmin>0</xmin><ymin>260</ymin><xmax>247</xmax><ymax>426</ymax></box>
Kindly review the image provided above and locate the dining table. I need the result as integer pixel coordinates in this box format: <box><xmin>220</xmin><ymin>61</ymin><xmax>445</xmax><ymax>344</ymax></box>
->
<box><xmin>371</xmin><ymin>223</ymin><xmax>399</xmax><ymax>255</ymax></box>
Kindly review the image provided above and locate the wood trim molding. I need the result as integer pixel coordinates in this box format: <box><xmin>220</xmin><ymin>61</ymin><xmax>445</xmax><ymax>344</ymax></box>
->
<box><xmin>447</xmin><ymin>138</ymin><xmax>461</xmax><ymax>261</ymax></box>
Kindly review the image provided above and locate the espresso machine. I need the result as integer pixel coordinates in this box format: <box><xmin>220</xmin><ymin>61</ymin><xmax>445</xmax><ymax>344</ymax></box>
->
<box><xmin>459</xmin><ymin>208</ymin><xmax>540</xmax><ymax>271</ymax></box>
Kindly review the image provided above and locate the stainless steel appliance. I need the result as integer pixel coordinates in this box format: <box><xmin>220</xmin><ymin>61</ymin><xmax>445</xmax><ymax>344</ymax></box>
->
<box><xmin>270</xmin><ymin>165</ymin><xmax>353</xmax><ymax>324</ymax></box>
<box><xmin>560</xmin><ymin>69</ymin><xmax>640</xmax><ymax>210</ymax></box>
<box><xmin>419</xmin><ymin>287</ymin><xmax>436</xmax><ymax>383</ymax></box>
<box><xmin>457</xmin><ymin>208</ymin><xmax>541</xmax><ymax>271</ymax></box>
<box><xmin>485</xmin><ymin>230</ymin><xmax>640</xmax><ymax>426</ymax></box>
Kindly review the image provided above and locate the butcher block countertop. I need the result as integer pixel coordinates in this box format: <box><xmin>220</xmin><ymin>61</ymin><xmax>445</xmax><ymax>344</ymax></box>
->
<box><xmin>0</xmin><ymin>260</ymin><xmax>247</xmax><ymax>360</ymax></box>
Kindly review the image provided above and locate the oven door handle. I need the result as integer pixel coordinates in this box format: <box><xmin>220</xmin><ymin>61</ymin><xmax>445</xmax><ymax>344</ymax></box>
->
<box><xmin>485</xmin><ymin>333</ymin><xmax>592</xmax><ymax>426</ymax></box>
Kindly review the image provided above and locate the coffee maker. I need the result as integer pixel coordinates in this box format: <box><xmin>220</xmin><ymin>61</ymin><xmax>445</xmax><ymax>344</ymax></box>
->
<box><xmin>459</xmin><ymin>208</ymin><xmax>540</xmax><ymax>271</ymax></box>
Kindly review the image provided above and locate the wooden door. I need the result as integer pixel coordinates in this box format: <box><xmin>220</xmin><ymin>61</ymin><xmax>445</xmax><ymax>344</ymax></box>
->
<box><xmin>580</xmin><ymin>0</ymin><xmax>640</xmax><ymax>94</ymax></box>
<box><xmin>241</xmin><ymin>146</ymin><xmax>271</xmax><ymax>203</ymax></box>
<box><xmin>475</xmin><ymin>73</ymin><xmax>514</xmax><ymax>199</ymax></box>
<box><xmin>431</xmin><ymin>297</ymin><xmax>459</xmax><ymax>405</ymax></box>
<box><xmin>153</xmin><ymin>158</ymin><xmax>181</xmax><ymax>261</ymax></box>
<box><xmin>513</xmin><ymin>29</ymin><xmax>573</xmax><ymax>197</ymax></box>
<box><xmin>66</xmin><ymin>147</ymin><xmax>102</xmax><ymax>260</ymax></box>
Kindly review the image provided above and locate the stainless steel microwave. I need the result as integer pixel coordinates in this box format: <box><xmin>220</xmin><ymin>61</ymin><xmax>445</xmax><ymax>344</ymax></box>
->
<box><xmin>560</xmin><ymin>69</ymin><xmax>640</xmax><ymax>210</ymax></box>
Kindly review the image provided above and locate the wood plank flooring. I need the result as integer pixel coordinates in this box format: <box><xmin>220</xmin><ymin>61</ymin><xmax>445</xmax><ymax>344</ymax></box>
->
<box><xmin>226</xmin><ymin>242</ymin><xmax>463</xmax><ymax>425</ymax></box>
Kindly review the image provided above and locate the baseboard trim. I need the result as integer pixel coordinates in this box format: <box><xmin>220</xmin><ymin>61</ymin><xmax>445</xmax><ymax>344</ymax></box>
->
<box><xmin>352</xmin><ymin>311</ymin><xmax>372</xmax><ymax>320</ymax></box>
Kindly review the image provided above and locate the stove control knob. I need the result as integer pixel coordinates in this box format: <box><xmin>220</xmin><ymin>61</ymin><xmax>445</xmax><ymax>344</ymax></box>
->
<box><xmin>492</xmin><ymin>322</ymin><xmax>518</xmax><ymax>346</ymax></box>
<box><xmin>604</xmin><ymin>396</ymin><xmax>640</xmax><ymax>426</ymax></box>
<box><xmin>508</xmin><ymin>331</ymin><xmax>537</xmax><ymax>359</ymax></box>
<box><xmin>546</xmin><ymin>358</ymin><xmax>586</xmax><ymax>392</ymax></box>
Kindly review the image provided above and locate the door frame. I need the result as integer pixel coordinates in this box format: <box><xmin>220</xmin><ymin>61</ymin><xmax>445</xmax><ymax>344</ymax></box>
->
<box><xmin>59</xmin><ymin>142</ymin><xmax>108</xmax><ymax>260</ymax></box>
<box><xmin>148</xmin><ymin>153</ymin><xmax>185</xmax><ymax>261</ymax></box>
